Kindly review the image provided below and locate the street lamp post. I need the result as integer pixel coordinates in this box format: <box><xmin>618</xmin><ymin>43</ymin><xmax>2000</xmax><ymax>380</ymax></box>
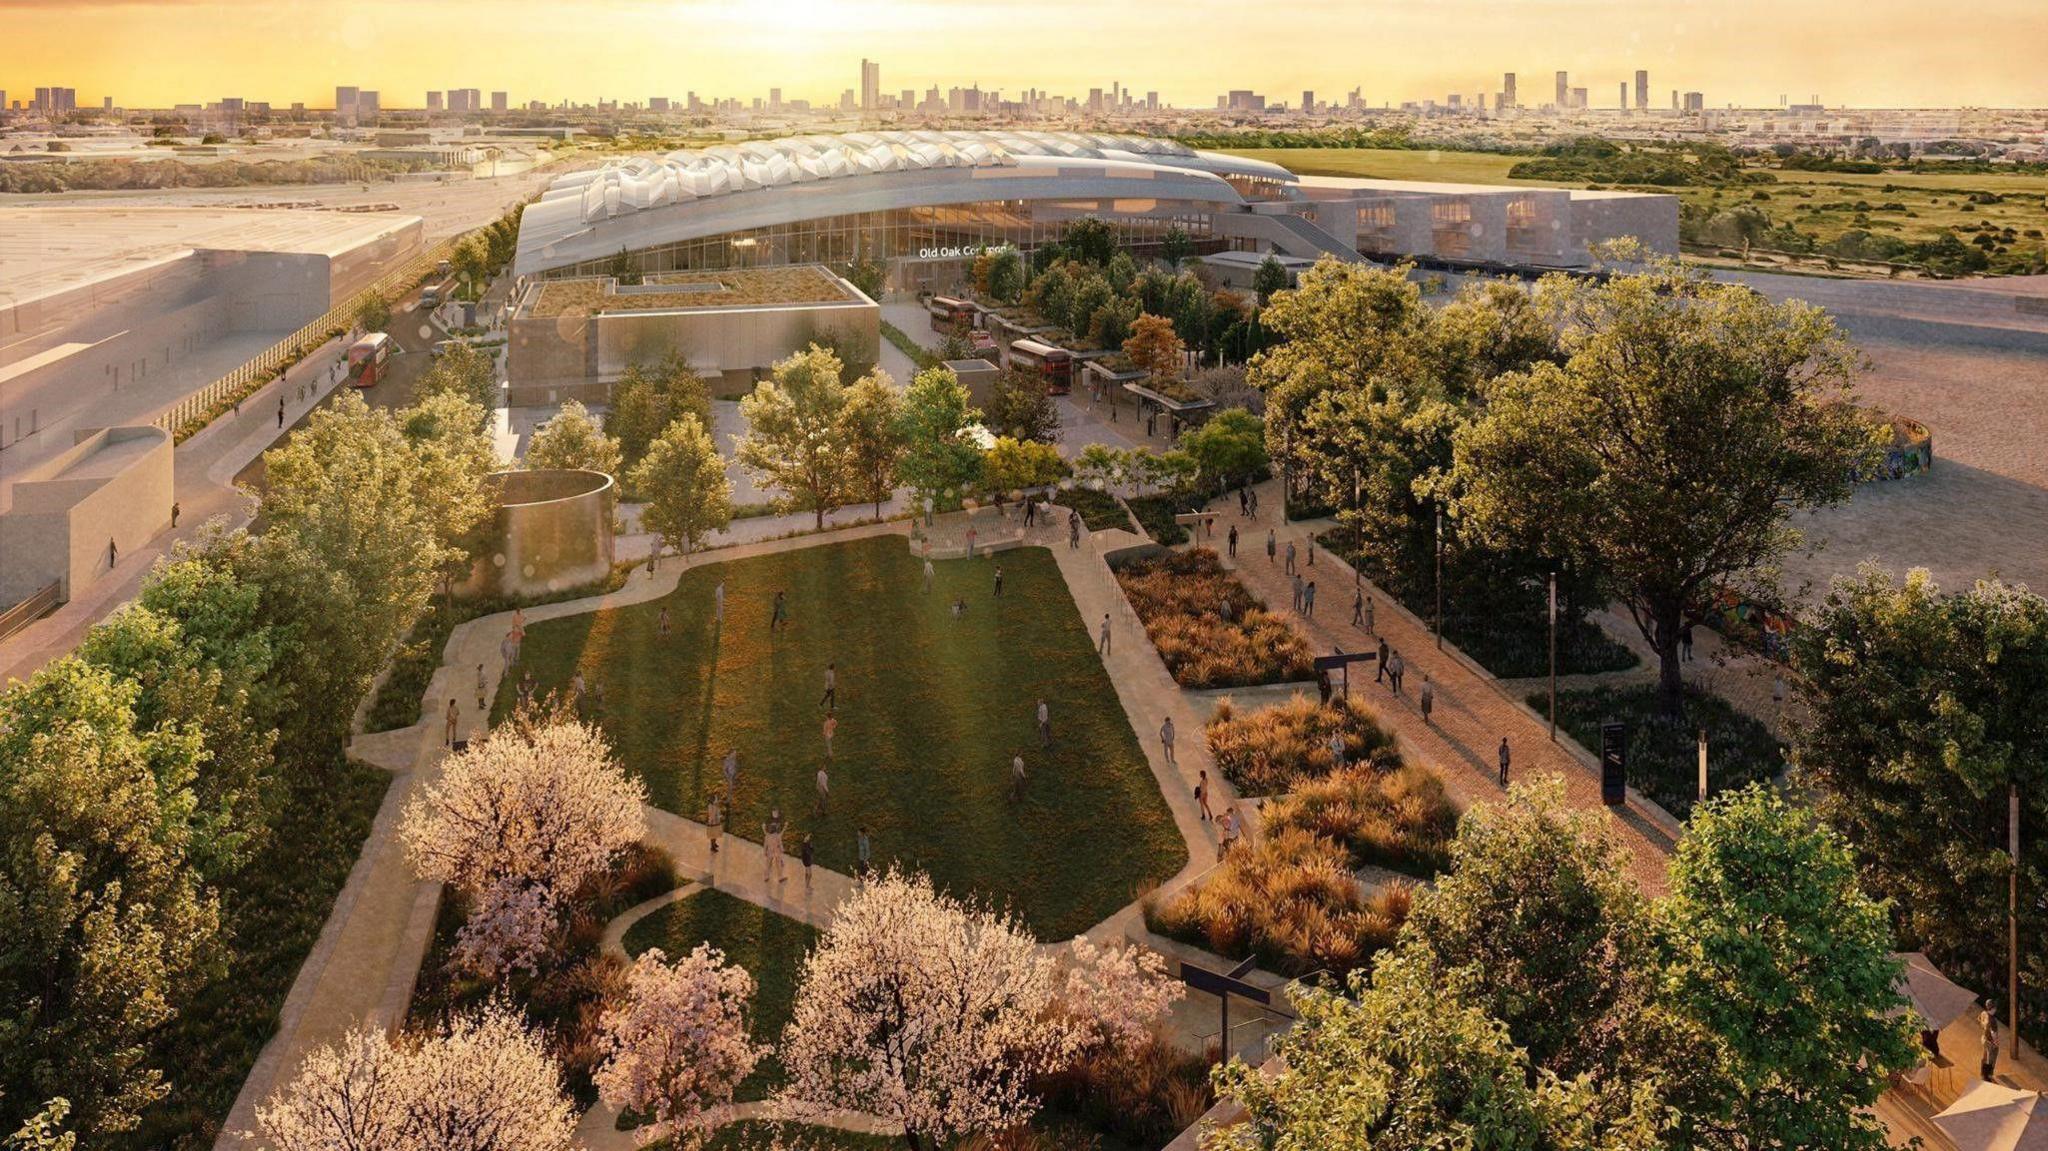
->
<box><xmin>1434</xmin><ymin>506</ymin><xmax>1444</xmax><ymax>651</ymax></box>
<box><xmin>1548</xmin><ymin>570</ymin><xmax>1558</xmax><ymax>740</ymax></box>
<box><xmin>2011</xmin><ymin>782</ymin><xmax>2021</xmax><ymax>1046</ymax></box>
<box><xmin>1698</xmin><ymin>728</ymin><xmax>1709</xmax><ymax>806</ymax></box>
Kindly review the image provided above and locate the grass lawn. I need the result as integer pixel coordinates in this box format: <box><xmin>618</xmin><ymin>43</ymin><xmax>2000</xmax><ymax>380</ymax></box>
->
<box><xmin>133</xmin><ymin>754</ymin><xmax>390</xmax><ymax>1151</ymax></box>
<box><xmin>499</xmin><ymin>535</ymin><xmax>1185</xmax><ymax>939</ymax></box>
<box><xmin>1538</xmin><ymin>683</ymin><xmax>1785</xmax><ymax>820</ymax></box>
<box><xmin>621</xmin><ymin>889</ymin><xmax>819</xmax><ymax>1102</ymax></box>
<box><xmin>1219</xmin><ymin>146</ymin><xmax>1531</xmax><ymax>186</ymax></box>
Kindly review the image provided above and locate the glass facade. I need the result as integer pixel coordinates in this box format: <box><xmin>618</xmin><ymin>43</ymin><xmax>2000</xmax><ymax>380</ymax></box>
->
<box><xmin>545</xmin><ymin>198</ymin><xmax>1226</xmax><ymax>282</ymax></box>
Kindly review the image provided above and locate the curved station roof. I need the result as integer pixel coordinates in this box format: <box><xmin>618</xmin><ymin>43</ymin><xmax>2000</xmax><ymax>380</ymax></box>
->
<box><xmin>514</xmin><ymin>130</ymin><xmax>1297</xmax><ymax>277</ymax></box>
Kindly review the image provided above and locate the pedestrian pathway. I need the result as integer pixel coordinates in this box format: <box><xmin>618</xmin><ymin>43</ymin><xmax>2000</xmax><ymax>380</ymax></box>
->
<box><xmin>1216</xmin><ymin>481</ymin><xmax>1676</xmax><ymax>893</ymax></box>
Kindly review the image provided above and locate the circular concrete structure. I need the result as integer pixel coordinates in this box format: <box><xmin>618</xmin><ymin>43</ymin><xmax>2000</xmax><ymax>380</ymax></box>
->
<box><xmin>461</xmin><ymin>468</ymin><xmax>615</xmax><ymax>600</ymax></box>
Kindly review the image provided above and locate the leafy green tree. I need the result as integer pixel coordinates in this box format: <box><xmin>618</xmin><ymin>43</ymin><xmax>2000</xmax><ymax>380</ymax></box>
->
<box><xmin>0</xmin><ymin>660</ymin><xmax>221</xmax><ymax>1142</ymax></box>
<box><xmin>839</xmin><ymin>257</ymin><xmax>885</xmax><ymax>301</ymax></box>
<box><xmin>984</xmin><ymin>246</ymin><xmax>1024</xmax><ymax>304</ymax></box>
<box><xmin>605</xmin><ymin>246</ymin><xmax>641</xmax><ymax>285</ymax></box>
<box><xmin>610</xmin><ymin>354</ymin><xmax>713</xmax><ymax>470</ymax></box>
<box><xmin>1655</xmin><ymin>785</ymin><xmax>1919</xmax><ymax>1151</ymax></box>
<box><xmin>1160</xmin><ymin>226</ymin><xmax>1194</xmax><ymax>268</ymax></box>
<box><xmin>983</xmin><ymin>369</ymin><xmax>1061</xmax><ymax>444</ymax></box>
<box><xmin>524</xmin><ymin>399</ymin><xmax>623</xmax><ymax>477</ymax></box>
<box><xmin>1452</xmin><ymin>260</ymin><xmax>1880</xmax><ymax>716</ymax></box>
<box><xmin>838</xmin><ymin>370</ymin><xmax>906</xmax><ymax>518</ymax></box>
<box><xmin>1790</xmin><ymin>565</ymin><xmax>2048</xmax><ymax>1036</ymax></box>
<box><xmin>1087</xmin><ymin>293</ymin><xmax>1141</xmax><ymax>349</ymax></box>
<box><xmin>1073</xmin><ymin>443</ymin><xmax>1125</xmax><ymax>491</ymax></box>
<box><xmin>980</xmin><ymin>437</ymin><xmax>1069</xmax><ymax>493</ymax></box>
<box><xmin>352</xmin><ymin>294</ymin><xmax>390</xmax><ymax>333</ymax></box>
<box><xmin>416</xmin><ymin>342</ymin><xmax>498</xmax><ymax>412</ymax></box>
<box><xmin>1210</xmin><ymin>946</ymin><xmax>1664</xmax><ymax>1151</ymax></box>
<box><xmin>399</xmin><ymin>390</ymin><xmax>501</xmax><ymax>598</ymax></box>
<box><xmin>448</xmin><ymin>234</ymin><xmax>489</xmax><ymax>300</ymax></box>
<box><xmin>1062</xmin><ymin>217</ymin><xmax>1117</xmax><ymax>266</ymax></box>
<box><xmin>1177</xmin><ymin>408</ymin><xmax>1266</xmax><ymax>490</ymax></box>
<box><xmin>1122</xmin><ymin>313</ymin><xmax>1186</xmax><ymax>389</ymax></box>
<box><xmin>735</xmin><ymin>345</ymin><xmax>852</xmax><ymax>530</ymax></box>
<box><xmin>629</xmin><ymin>414</ymin><xmax>732</xmax><ymax>560</ymax></box>
<box><xmin>1251</xmin><ymin>256</ymin><xmax>1291</xmax><ymax>304</ymax></box>
<box><xmin>4</xmin><ymin>1098</ymin><xmax>75</xmax><ymax>1151</ymax></box>
<box><xmin>895</xmin><ymin>366</ymin><xmax>984</xmax><ymax>511</ymax></box>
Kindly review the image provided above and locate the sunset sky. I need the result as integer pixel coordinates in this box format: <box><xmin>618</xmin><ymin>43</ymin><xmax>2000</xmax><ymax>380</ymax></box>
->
<box><xmin>4</xmin><ymin>0</ymin><xmax>2045</xmax><ymax>111</ymax></box>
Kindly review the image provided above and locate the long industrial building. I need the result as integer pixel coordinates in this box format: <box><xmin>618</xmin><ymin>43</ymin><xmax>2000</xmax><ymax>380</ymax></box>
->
<box><xmin>511</xmin><ymin>130</ymin><xmax>1678</xmax><ymax>292</ymax></box>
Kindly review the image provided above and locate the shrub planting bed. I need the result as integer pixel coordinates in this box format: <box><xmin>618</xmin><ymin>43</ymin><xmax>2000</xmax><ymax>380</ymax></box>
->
<box><xmin>1124</xmin><ymin>493</ymin><xmax>1195</xmax><ymax>545</ymax></box>
<box><xmin>1059</xmin><ymin>485</ymin><xmax>1133</xmax><ymax>533</ymax></box>
<box><xmin>1262</xmin><ymin>763</ymin><xmax>1457</xmax><ymax>878</ymax></box>
<box><xmin>1206</xmin><ymin>693</ymin><xmax>1400</xmax><ymax>796</ymax></box>
<box><xmin>1114</xmin><ymin>549</ymin><xmax>1316</xmax><ymax>689</ymax></box>
<box><xmin>1538</xmin><ymin>683</ymin><xmax>1782</xmax><ymax>819</ymax></box>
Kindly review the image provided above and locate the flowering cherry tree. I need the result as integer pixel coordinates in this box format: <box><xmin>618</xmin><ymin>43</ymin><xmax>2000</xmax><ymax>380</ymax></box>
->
<box><xmin>1060</xmin><ymin>935</ymin><xmax>1185</xmax><ymax>1060</ymax></box>
<box><xmin>777</xmin><ymin>871</ymin><xmax>1073</xmax><ymax>1150</ymax></box>
<box><xmin>400</xmin><ymin>718</ymin><xmax>645</xmax><ymax>972</ymax></box>
<box><xmin>255</xmin><ymin>1003</ymin><xmax>577</xmax><ymax>1151</ymax></box>
<box><xmin>594</xmin><ymin>944</ymin><xmax>765</xmax><ymax>1145</ymax></box>
<box><xmin>449</xmin><ymin>879</ymin><xmax>559</xmax><ymax>977</ymax></box>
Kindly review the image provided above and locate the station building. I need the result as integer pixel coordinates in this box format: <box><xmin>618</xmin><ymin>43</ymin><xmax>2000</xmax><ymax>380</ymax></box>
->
<box><xmin>511</xmin><ymin>130</ymin><xmax>1678</xmax><ymax>294</ymax></box>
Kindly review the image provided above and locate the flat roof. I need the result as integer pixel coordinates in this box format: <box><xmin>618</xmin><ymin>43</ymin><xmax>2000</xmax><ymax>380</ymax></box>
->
<box><xmin>0</xmin><ymin>205</ymin><xmax>423</xmax><ymax>310</ymax></box>
<box><xmin>526</xmin><ymin>264</ymin><xmax>864</xmax><ymax>318</ymax></box>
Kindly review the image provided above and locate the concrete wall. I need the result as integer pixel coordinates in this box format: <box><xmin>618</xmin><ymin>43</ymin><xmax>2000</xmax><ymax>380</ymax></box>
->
<box><xmin>459</xmin><ymin>469</ymin><xmax>616</xmax><ymax>600</ymax></box>
<box><xmin>0</xmin><ymin>425</ymin><xmax>172</xmax><ymax>604</ymax></box>
<box><xmin>1571</xmin><ymin>194</ymin><xmax>1682</xmax><ymax>259</ymax></box>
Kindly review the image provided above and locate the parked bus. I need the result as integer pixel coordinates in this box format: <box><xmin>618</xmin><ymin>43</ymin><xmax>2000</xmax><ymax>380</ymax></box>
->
<box><xmin>346</xmin><ymin>332</ymin><xmax>393</xmax><ymax>387</ymax></box>
<box><xmin>1007</xmin><ymin>339</ymin><xmax>1072</xmax><ymax>394</ymax></box>
<box><xmin>928</xmin><ymin>295</ymin><xmax>976</xmax><ymax>335</ymax></box>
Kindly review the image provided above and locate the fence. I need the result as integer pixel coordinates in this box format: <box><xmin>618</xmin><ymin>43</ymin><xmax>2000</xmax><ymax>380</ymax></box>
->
<box><xmin>154</xmin><ymin>235</ymin><xmax>461</xmax><ymax>441</ymax></box>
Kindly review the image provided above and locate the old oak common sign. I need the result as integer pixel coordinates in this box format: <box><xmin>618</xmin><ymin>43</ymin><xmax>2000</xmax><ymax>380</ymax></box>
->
<box><xmin>913</xmin><ymin>244</ymin><xmax>992</xmax><ymax>261</ymax></box>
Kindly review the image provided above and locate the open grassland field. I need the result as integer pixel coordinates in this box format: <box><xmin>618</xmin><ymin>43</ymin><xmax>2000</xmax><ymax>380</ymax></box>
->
<box><xmin>498</xmin><ymin>536</ymin><xmax>1185</xmax><ymax>939</ymax></box>
<box><xmin>1224</xmin><ymin>147</ymin><xmax>2048</xmax><ymax>274</ymax></box>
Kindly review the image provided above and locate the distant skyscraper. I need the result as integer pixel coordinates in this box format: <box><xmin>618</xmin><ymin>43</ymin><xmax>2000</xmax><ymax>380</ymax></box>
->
<box><xmin>1554</xmin><ymin>71</ymin><xmax>1568</xmax><ymax>108</ymax></box>
<box><xmin>1302</xmin><ymin>90</ymin><xmax>1315</xmax><ymax>112</ymax></box>
<box><xmin>1619</xmin><ymin>82</ymin><xmax>1628</xmax><ymax>108</ymax></box>
<box><xmin>1635</xmin><ymin>69</ymin><xmax>1649</xmax><ymax>110</ymax></box>
<box><xmin>427</xmin><ymin>91</ymin><xmax>443</xmax><ymax>112</ymax></box>
<box><xmin>491</xmin><ymin>91</ymin><xmax>507</xmax><ymax>113</ymax></box>
<box><xmin>860</xmin><ymin>59</ymin><xmax>881</xmax><ymax>112</ymax></box>
<box><xmin>357</xmin><ymin>90</ymin><xmax>379</xmax><ymax>122</ymax></box>
<box><xmin>1502</xmin><ymin>72</ymin><xmax>1517</xmax><ymax>109</ymax></box>
<box><xmin>102</xmin><ymin>95</ymin><xmax>113</xmax><ymax>111</ymax></box>
<box><xmin>1683</xmin><ymin>91</ymin><xmax>1705</xmax><ymax>113</ymax></box>
<box><xmin>1571</xmin><ymin>87</ymin><xmax>1587</xmax><ymax>109</ymax></box>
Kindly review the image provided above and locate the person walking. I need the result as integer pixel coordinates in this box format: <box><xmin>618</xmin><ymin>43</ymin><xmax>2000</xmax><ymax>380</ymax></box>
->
<box><xmin>278</xmin><ymin>394</ymin><xmax>286</xmax><ymax>429</ymax></box>
<box><xmin>1498</xmin><ymin>737</ymin><xmax>1512</xmax><ymax>788</ymax></box>
<box><xmin>820</xmin><ymin>662</ymin><xmax>837</xmax><ymax>709</ymax></box>
<box><xmin>924</xmin><ymin>557</ymin><xmax>935</xmax><ymax>592</ymax></box>
<box><xmin>856</xmin><ymin>825</ymin><xmax>872</xmax><ymax>879</ymax></box>
<box><xmin>822</xmin><ymin>713</ymin><xmax>837</xmax><ymax>758</ymax></box>
<box><xmin>770</xmin><ymin>590</ymin><xmax>788</xmax><ymax>633</ymax></box>
<box><xmin>1375</xmin><ymin>637</ymin><xmax>1390</xmax><ymax>683</ymax></box>
<box><xmin>1160</xmin><ymin>715</ymin><xmax>1177</xmax><ymax>765</ymax></box>
<box><xmin>1352</xmin><ymin>589</ymin><xmax>1365</xmax><ymax>627</ymax></box>
<box><xmin>1317</xmin><ymin>667</ymin><xmax>1333</xmax><ymax>706</ymax></box>
<box><xmin>445</xmin><ymin>698</ymin><xmax>460</xmax><ymax>747</ymax></box>
<box><xmin>1098</xmin><ymin>613</ymin><xmax>1112</xmax><ymax>656</ymax></box>
<box><xmin>715</xmin><ymin>579</ymin><xmax>727</xmax><ymax>624</ymax></box>
<box><xmin>1249</xmin><ymin>488</ymin><xmax>1260</xmax><ymax>516</ymax></box>
<box><xmin>763</xmin><ymin>810</ymin><xmax>787</xmax><ymax>885</ymax></box>
<box><xmin>170</xmin><ymin>501</ymin><xmax>180</xmax><ymax>528</ymax></box>
<box><xmin>722</xmin><ymin>748</ymin><xmax>740</xmax><ymax>805</ymax></box>
<box><xmin>1238</xmin><ymin>487</ymin><xmax>1250</xmax><ymax>516</ymax></box>
<box><xmin>1981</xmin><ymin>1006</ymin><xmax>2001</xmax><ymax>1081</ymax></box>
<box><xmin>1420</xmin><ymin>676</ymin><xmax>1435</xmax><ymax>725</ymax></box>
<box><xmin>1304</xmin><ymin>580</ymin><xmax>1317</xmax><ymax>618</ymax></box>
<box><xmin>966</xmin><ymin>527</ymin><xmax>978</xmax><ymax>558</ymax></box>
<box><xmin>1681</xmin><ymin>623</ymin><xmax>1695</xmax><ymax>662</ymax></box>
<box><xmin>658</xmin><ymin>606</ymin><xmax>671</xmax><ymax>637</ymax></box>
<box><xmin>1389</xmin><ymin>649</ymin><xmax>1405</xmax><ymax>696</ymax></box>
<box><xmin>923</xmin><ymin>495</ymin><xmax>934</xmax><ymax>527</ymax></box>
<box><xmin>1195</xmin><ymin>770</ymin><xmax>1213</xmax><ymax>821</ymax></box>
<box><xmin>1217</xmin><ymin>805</ymin><xmax>1240</xmax><ymax>861</ymax></box>
<box><xmin>1037</xmin><ymin>699</ymin><xmax>1052</xmax><ymax>749</ymax></box>
<box><xmin>1266</xmin><ymin>529</ymin><xmax>1277</xmax><ymax>564</ymax></box>
<box><xmin>1365</xmin><ymin>594</ymin><xmax>1376</xmax><ymax>636</ymax></box>
<box><xmin>1292</xmin><ymin>572</ymin><xmax>1304</xmax><ymax>612</ymax></box>
<box><xmin>1011</xmin><ymin>752</ymin><xmax>1028</xmax><ymax>803</ymax></box>
<box><xmin>107</xmin><ymin>537</ymin><xmax>118</xmax><ymax>570</ymax></box>
<box><xmin>993</xmin><ymin>565</ymin><xmax>1004</xmax><ymax>597</ymax></box>
<box><xmin>476</xmin><ymin>663</ymin><xmax>488</xmax><ymax>712</ymax></box>
<box><xmin>1307</xmin><ymin>538</ymin><xmax>1316</xmax><ymax>567</ymax></box>
<box><xmin>800</xmin><ymin>835</ymin><xmax>815</xmax><ymax>892</ymax></box>
<box><xmin>1227</xmin><ymin>524</ymin><xmax>1239</xmax><ymax>558</ymax></box>
<box><xmin>1069</xmin><ymin>510</ymin><xmax>1082</xmax><ymax>549</ymax></box>
<box><xmin>706</xmin><ymin>795</ymin><xmax>723</xmax><ymax>856</ymax></box>
<box><xmin>1285</xmin><ymin>539</ymin><xmax>1297</xmax><ymax>575</ymax></box>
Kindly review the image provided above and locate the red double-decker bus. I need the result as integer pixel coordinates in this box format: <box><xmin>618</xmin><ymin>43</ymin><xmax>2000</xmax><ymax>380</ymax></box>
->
<box><xmin>346</xmin><ymin>332</ymin><xmax>393</xmax><ymax>388</ymax></box>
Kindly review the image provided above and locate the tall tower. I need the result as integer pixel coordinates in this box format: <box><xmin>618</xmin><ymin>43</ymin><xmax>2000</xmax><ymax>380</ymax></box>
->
<box><xmin>860</xmin><ymin>59</ymin><xmax>881</xmax><ymax>112</ymax></box>
<box><xmin>1502</xmin><ymin>72</ymin><xmax>1517</xmax><ymax>109</ymax></box>
<box><xmin>1554</xmin><ymin>71</ymin><xmax>1568</xmax><ymax>108</ymax></box>
<box><xmin>1634</xmin><ymin>69</ymin><xmax>1649</xmax><ymax>110</ymax></box>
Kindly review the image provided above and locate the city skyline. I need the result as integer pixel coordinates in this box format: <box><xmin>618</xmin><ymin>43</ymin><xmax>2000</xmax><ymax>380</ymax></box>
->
<box><xmin>5</xmin><ymin>0</ymin><xmax>2047</xmax><ymax>111</ymax></box>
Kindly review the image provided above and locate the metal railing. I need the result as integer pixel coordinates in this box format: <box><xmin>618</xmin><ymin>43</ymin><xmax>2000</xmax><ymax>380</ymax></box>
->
<box><xmin>155</xmin><ymin>235</ymin><xmax>461</xmax><ymax>441</ymax></box>
<box><xmin>0</xmin><ymin>581</ymin><xmax>63</xmax><ymax>643</ymax></box>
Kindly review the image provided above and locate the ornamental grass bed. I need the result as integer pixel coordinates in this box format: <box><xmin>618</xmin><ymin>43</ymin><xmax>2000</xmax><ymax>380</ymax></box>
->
<box><xmin>1205</xmin><ymin>693</ymin><xmax>1399</xmax><ymax>796</ymax></box>
<box><xmin>1113</xmin><ymin>549</ymin><xmax>1315</xmax><ymax>689</ymax></box>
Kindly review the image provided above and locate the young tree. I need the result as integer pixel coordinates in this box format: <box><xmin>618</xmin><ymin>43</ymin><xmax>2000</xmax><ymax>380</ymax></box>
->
<box><xmin>256</xmin><ymin>1004</ymin><xmax>578</xmax><ymax>1151</ymax></box>
<box><xmin>1073</xmin><ymin>443</ymin><xmax>1125</xmax><ymax>492</ymax></box>
<box><xmin>353</xmin><ymin>293</ymin><xmax>391</xmax><ymax>333</ymax></box>
<box><xmin>0</xmin><ymin>659</ymin><xmax>220</xmax><ymax>1142</ymax></box>
<box><xmin>629</xmin><ymin>414</ymin><xmax>733</xmax><ymax>561</ymax></box>
<box><xmin>894</xmin><ymin>366</ymin><xmax>984</xmax><ymax>513</ymax></box>
<box><xmin>1790</xmin><ymin>566</ymin><xmax>2048</xmax><ymax>1036</ymax></box>
<box><xmin>1160</xmin><ymin>225</ymin><xmax>1194</xmax><ymax>268</ymax></box>
<box><xmin>1251</xmin><ymin>255</ymin><xmax>1290</xmax><ymax>304</ymax></box>
<box><xmin>595</xmin><ymin>945</ymin><xmax>765</xmax><ymax>1146</ymax></box>
<box><xmin>736</xmin><ymin>345</ymin><xmax>853</xmax><ymax>530</ymax></box>
<box><xmin>1210</xmin><ymin>947</ymin><xmax>1664</xmax><ymax>1151</ymax></box>
<box><xmin>401</xmin><ymin>390</ymin><xmax>502</xmax><ymax>600</ymax></box>
<box><xmin>982</xmin><ymin>370</ymin><xmax>1061</xmax><ymax>444</ymax></box>
<box><xmin>1062</xmin><ymin>217</ymin><xmax>1118</xmax><ymax>266</ymax></box>
<box><xmin>1122</xmin><ymin>313</ymin><xmax>1186</xmax><ymax>389</ymax></box>
<box><xmin>1453</xmin><ymin>261</ymin><xmax>1880</xmax><ymax>716</ymax></box>
<box><xmin>417</xmin><ymin>342</ymin><xmax>499</xmax><ymax>412</ymax></box>
<box><xmin>1177</xmin><ymin>407</ymin><xmax>1267</xmax><ymax>491</ymax></box>
<box><xmin>980</xmin><ymin>436</ymin><xmax>1069</xmax><ymax>494</ymax></box>
<box><xmin>985</xmin><ymin>246</ymin><xmax>1025</xmax><ymax>304</ymax></box>
<box><xmin>778</xmin><ymin>871</ymin><xmax>1075</xmax><ymax>1151</ymax></box>
<box><xmin>449</xmin><ymin>233</ymin><xmax>491</xmax><ymax>300</ymax></box>
<box><xmin>837</xmin><ymin>370</ymin><xmax>906</xmax><ymax>518</ymax></box>
<box><xmin>525</xmin><ymin>399</ymin><xmax>624</xmax><ymax>477</ymax></box>
<box><xmin>1059</xmin><ymin>937</ymin><xmax>1183</xmax><ymax>1061</ymax></box>
<box><xmin>400</xmin><ymin>719</ymin><xmax>646</xmax><ymax>970</ymax></box>
<box><xmin>1654</xmin><ymin>785</ymin><xmax>1919</xmax><ymax>1151</ymax></box>
<box><xmin>610</xmin><ymin>354</ymin><xmax>714</xmax><ymax>470</ymax></box>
